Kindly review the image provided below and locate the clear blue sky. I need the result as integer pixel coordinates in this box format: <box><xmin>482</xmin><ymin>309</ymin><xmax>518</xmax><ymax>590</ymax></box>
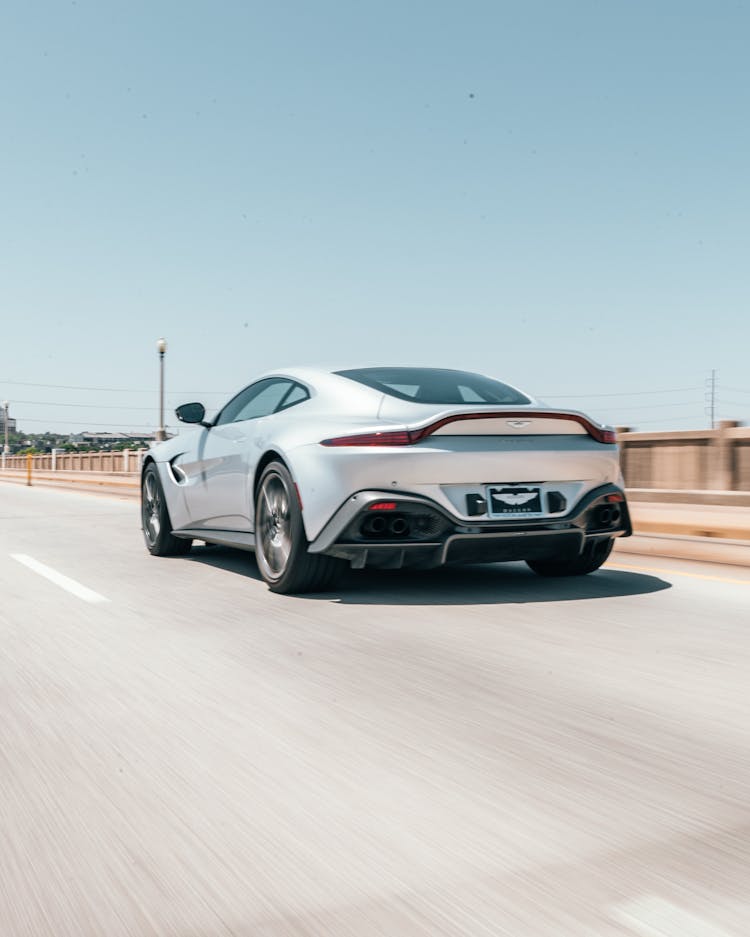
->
<box><xmin>2</xmin><ymin>1</ymin><xmax>748</xmax><ymax>435</ymax></box>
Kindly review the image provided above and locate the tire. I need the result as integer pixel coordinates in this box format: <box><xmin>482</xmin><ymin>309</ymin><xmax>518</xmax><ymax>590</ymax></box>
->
<box><xmin>254</xmin><ymin>461</ymin><xmax>344</xmax><ymax>594</ymax></box>
<box><xmin>526</xmin><ymin>537</ymin><xmax>614</xmax><ymax>577</ymax></box>
<box><xmin>141</xmin><ymin>463</ymin><xmax>193</xmax><ymax>557</ymax></box>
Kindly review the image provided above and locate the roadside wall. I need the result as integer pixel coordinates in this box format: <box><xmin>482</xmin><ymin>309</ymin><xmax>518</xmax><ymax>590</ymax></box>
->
<box><xmin>2</xmin><ymin>423</ymin><xmax>750</xmax><ymax>493</ymax></box>
<box><xmin>617</xmin><ymin>421</ymin><xmax>750</xmax><ymax>491</ymax></box>
<box><xmin>1</xmin><ymin>449</ymin><xmax>147</xmax><ymax>474</ymax></box>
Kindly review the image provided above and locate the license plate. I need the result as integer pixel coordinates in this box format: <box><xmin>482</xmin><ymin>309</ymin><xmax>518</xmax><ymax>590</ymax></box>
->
<box><xmin>487</xmin><ymin>485</ymin><xmax>543</xmax><ymax>517</ymax></box>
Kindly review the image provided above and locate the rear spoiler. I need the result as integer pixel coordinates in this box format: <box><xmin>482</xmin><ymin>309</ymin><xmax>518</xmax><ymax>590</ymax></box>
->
<box><xmin>321</xmin><ymin>412</ymin><xmax>617</xmax><ymax>446</ymax></box>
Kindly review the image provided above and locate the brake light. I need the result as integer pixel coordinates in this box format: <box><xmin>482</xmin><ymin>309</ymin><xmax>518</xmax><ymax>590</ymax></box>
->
<box><xmin>369</xmin><ymin>502</ymin><xmax>397</xmax><ymax>511</ymax></box>
<box><xmin>321</xmin><ymin>431</ymin><xmax>415</xmax><ymax>447</ymax></box>
<box><xmin>321</xmin><ymin>415</ymin><xmax>617</xmax><ymax>446</ymax></box>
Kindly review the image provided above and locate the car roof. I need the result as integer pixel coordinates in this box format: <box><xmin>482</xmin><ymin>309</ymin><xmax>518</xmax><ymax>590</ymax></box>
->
<box><xmin>255</xmin><ymin>364</ymin><xmax>528</xmax><ymax>387</ymax></box>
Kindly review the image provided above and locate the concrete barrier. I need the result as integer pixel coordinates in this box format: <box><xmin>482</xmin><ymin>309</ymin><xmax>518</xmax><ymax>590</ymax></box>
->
<box><xmin>614</xmin><ymin>534</ymin><xmax>750</xmax><ymax>568</ymax></box>
<box><xmin>0</xmin><ymin>469</ymin><xmax>140</xmax><ymax>498</ymax></box>
<box><xmin>618</xmin><ymin>421</ymin><xmax>750</xmax><ymax>491</ymax></box>
<box><xmin>628</xmin><ymin>502</ymin><xmax>750</xmax><ymax>541</ymax></box>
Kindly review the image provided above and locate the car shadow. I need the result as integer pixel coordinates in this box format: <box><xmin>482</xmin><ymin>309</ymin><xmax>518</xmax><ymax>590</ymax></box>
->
<box><xmin>185</xmin><ymin>545</ymin><xmax>672</xmax><ymax>606</ymax></box>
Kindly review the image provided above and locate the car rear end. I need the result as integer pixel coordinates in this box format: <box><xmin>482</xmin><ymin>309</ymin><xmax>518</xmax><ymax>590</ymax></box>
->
<box><xmin>298</xmin><ymin>403</ymin><xmax>630</xmax><ymax>570</ymax></box>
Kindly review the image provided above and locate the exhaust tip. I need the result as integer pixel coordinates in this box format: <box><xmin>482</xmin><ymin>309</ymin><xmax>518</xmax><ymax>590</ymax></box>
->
<box><xmin>361</xmin><ymin>515</ymin><xmax>388</xmax><ymax>537</ymax></box>
<box><xmin>389</xmin><ymin>516</ymin><xmax>409</xmax><ymax>536</ymax></box>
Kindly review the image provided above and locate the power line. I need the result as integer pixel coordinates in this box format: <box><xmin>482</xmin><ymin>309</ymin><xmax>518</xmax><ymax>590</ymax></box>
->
<box><xmin>586</xmin><ymin>401</ymin><xmax>703</xmax><ymax>412</ymax></box>
<box><xmin>0</xmin><ymin>379</ymin><xmax>155</xmax><ymax>392</ymax></box>
<box><xmin>541</xmin><ymin>386</ymin><xmax>701</xmax><ymax>399</ymax></box>
<box><xmin>11</xmin><ymin>398</ymin><xmax>701</xmax><ymax>413</ymax></box>
<box><xmin>4</xmin><ymin>376</ymin><xmax>708</xmax><ymax>399</ymax></box>
<box><xmin>17</xmin><ymin>418</ymin><xmax>158</xmax><ymax>428</ymax></box>
<box><xmin>10</xmin><ymin>399</ymin><xmax>161</xmax><ymax>411</ymax></box>
<box><xmin>0</xmin><ymin>378</ymin><xmax>230</xmax><ymax>394</ymax></box>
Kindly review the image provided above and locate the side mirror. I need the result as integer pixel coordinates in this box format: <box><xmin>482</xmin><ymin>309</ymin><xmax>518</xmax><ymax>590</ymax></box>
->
<box><xmin>175</xmin><ymin>402</ymin><xmax>208</xmax><ymax>425</ymax></box>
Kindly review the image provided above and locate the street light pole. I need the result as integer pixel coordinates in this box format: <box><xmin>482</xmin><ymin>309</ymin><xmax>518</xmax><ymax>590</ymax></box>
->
<box><xmin>156</xmin><ymin>339</ymin><xmax>167</xmax><ymax>442</ymax></box>
<box><xmin>2</xmin><ymin>400</ymin><xmax>9</xmax><ymax>469</ymax></box>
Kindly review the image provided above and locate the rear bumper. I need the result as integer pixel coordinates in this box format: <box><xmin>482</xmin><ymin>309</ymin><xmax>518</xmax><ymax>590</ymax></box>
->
<box><xmin>309</xmin><ymin>484</ymin><xmax>631</xmax><ymax>570</ymax></box>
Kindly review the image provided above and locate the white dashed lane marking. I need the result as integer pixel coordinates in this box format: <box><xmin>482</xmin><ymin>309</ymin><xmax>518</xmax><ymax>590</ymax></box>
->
<box><xmin>11</xmin><ymin>553</ymin><xmax>110</xmax><ymax>604</ymax></box>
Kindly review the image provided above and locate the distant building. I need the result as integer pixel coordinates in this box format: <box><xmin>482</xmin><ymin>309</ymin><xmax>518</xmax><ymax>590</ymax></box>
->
<box><xmin>69</xmin><ymin>431</ymin><xmax>157</xmax><ymax>446</ymax></box>
<box><xmin>0</xmin><ymin>413</ymin><xmax>17</xmax><ymax>435</ymax></box>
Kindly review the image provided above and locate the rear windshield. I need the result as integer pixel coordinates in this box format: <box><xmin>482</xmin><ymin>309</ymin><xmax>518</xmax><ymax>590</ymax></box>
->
<box><xmin>336</xmin><ymin>368</ymin><xmax>531</xmax><ymax>405</ymax></box>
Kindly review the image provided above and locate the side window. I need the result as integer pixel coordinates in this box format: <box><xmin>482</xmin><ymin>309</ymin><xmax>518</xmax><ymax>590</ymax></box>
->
<box><xmin>277</xmin><ymin>383</ymin><xmax>310</xmax><ymax>411</ymax></box>
<box><xmin>216</xmin><ymin>379</ymin><xmax>293</xmax><ymax>425</ymax></box>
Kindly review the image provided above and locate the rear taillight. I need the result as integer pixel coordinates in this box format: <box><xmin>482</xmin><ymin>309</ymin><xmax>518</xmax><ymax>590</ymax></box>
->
<box><xmin>321</xmin><ymin>431</ymin><xmax>415</xmax><ymax>447</ymax></box>
<box><xmin>321</xmin><ymin>416</ymin><xmax>617</xmax><ymax>446</ymax></box>
<box><xmin>369</xmin><ymin>502</ymin><xmax>397</xmax><ymax>511</ymax></box>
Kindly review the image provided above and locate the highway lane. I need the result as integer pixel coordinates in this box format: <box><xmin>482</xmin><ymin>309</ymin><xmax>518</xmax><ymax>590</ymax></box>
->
<box><xmin>0</xmin><ymin>483</ymin><xmax>749</xmax><ymax>937</ymax></box>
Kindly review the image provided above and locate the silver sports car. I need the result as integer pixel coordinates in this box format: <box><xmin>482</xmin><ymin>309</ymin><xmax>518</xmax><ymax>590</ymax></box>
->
<box><xmin>141</xmin><ymin>367</ymin><xmax>631</xmax><ymax>593</ymax></box>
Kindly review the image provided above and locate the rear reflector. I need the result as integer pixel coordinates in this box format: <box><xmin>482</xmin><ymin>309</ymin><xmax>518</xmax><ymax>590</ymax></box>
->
<box><xmin>321</xmin><ymin>413</ymin><xmax>617</xmax><ymax>446</ymax></box>
<box><xmin>606</xmin><ymin>493</ymin><xmax>625</xmax><ymax>503</ymax></box>
<box><xmin>369</xmin><ymin>502</ymin><xmax>397</xmax><ymax>511</ymax></box>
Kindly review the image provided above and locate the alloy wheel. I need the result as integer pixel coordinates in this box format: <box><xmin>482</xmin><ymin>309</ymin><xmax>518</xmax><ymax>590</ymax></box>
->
<box><xmin>258</xmin><ymin>473</ymin><xmax>293</xmax><ymax>577</ymax></box>
<box><xmin>142</xmin><ymin>472</ymin><xmax>161</xmax><ymax>546</ymax></box>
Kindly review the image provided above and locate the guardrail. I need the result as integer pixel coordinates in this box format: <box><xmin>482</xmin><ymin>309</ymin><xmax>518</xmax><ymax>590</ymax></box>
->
<box><xmin>0</xmin><ymin>448</ymin><xmax>148</xmax><ymax>474</ymax></box>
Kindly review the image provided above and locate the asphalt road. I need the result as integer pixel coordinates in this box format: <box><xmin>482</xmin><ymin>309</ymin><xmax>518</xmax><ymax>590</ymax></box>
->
<box><xmin>1</xmin><ymin>484</ymin><xmax>749</xmax><ymax>937</ymax></box>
